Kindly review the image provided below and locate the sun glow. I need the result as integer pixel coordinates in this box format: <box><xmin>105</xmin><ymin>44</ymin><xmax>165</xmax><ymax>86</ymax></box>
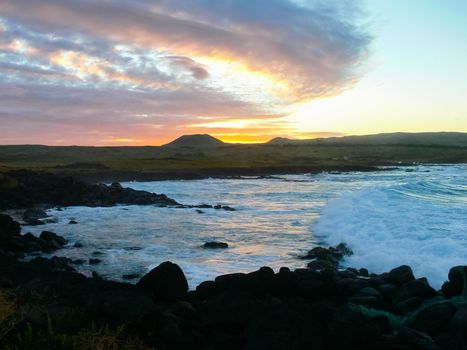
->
<box><xmin>195</xmin><ymin>55</ymin><xmax>290</xmax><ymax>102</ymax></box>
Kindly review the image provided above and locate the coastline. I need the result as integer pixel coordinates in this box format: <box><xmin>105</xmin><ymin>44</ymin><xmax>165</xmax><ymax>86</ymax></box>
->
<box><xmin>1</xmin><ymin>213</ymin><xmax>466</xmax><ymax>349</ymax></box>
<box><xmin>1</xmin><ymin>169</ymin><xmax>466</xmax><ymax>349</ymax></box>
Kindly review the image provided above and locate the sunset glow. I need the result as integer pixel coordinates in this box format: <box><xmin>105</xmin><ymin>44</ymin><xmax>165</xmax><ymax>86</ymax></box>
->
<box><xmin>0</xmin><ymin>0</ymin><xmax>466</xmax><ymax>145</ymax></box>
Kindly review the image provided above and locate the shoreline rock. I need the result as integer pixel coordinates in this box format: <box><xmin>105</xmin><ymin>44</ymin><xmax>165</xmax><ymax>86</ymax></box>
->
<box><xmin>203</xmin><ymin>241</ymin><xmax>229</xmax><ymax>249</ymax></box>
<box><xmin>1</xmin><ymin>214</ymin><xmax>466</xmax><ymax>349</ymax></box>
<box><xmin>0</xmin><ymin>170</ymin><xmax>237</xmax><ymax>213</ymax></box>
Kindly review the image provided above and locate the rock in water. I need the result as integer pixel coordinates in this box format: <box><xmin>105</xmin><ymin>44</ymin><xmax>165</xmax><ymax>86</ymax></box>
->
<box><xmin>22</xmin><ymin>208</ymin><xmax>48</xmax><ymax>225</ymax></box>
<box><xmin>39</xmin><ymin>231</ymin><xmax>67</xmax><ymax>246</ymax></box>
<box><xmin>0</xmin><ymin>214</ymin><xmax>21</xmax><ymax>237</ymax></box>
<box><xmin>137</xmin><ymin>261</ymin><xmax>188</xmax><ymax>301</ymax></box>
<box><xmin>203</xmin><ymin>241</ymin><xmax>228</xmax><ymax>249</ymax></box>
<box><xmin>388</xmin><ymin>265</ymin><xmax>415</xmax><ymax>286</ymax></box>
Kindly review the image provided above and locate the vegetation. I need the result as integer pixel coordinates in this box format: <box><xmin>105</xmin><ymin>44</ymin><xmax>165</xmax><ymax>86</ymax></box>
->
<box><xmin>0</xmin><ymin>291</ymin><xmax>151</xmax><ymax>350</ymax></box>
<box><xmin>0</xmin><ymin>132</ymin><xmax>466</xmax><ymax>181</ymax></box>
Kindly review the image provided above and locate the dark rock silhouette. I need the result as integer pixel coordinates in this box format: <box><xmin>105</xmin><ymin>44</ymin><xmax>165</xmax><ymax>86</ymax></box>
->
<box><xmin>137</xmin><ymin>261</ymin><xmax>189</xmax><ymax>301</ymax></box>
<box><xmin>203</xmin><ymin>241</ymin><xmax>229</xmax><ymax>249</ymax></box>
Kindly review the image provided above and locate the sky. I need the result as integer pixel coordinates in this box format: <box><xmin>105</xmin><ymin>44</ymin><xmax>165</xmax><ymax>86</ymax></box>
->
<box><xmin>0</xmin><ymin>0</ymin><xmax>466</xmax><ymax>145</ymax></box>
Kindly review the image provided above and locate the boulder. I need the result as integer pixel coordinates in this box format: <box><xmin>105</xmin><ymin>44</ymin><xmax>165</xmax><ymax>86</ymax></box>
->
<box><xmin>203</xmin><ymin>241</ymin><xmax>229</xmax><ymax>249</ymax></box>
<box><xmin>89</xmin><ymin>258</ymin><xmax>102</xmax><ymax>265</ymax></box>
<box><xmin>410</xmin><ymin>302</ymin><xmax>457</xmax><ymax>334</ymax></box>
<box><xmin>447</xmin><ymin>265</ymin><xmax>467</xmax><ymax>296</ymax></box>
<box><xmin>137</xmin><ymin>261</ymin><xmax>188</xmax><ymax>301</ymax></box>
<box><xmin>22</xmin><ymin>208</ymin><xmax>48</xmax><ymax>225</ymax></box>
<box><xmin>39</xmin><ymin>231</ymin><xmax>67</xmax><ymax>246</ymax></box>
<box><xmin>0</xmin><ymin>214</ymin><xmax>21</xmax><ymax>237</ymax></box>
<box><xmin>393</xmin><ymin>278</ymin><xmax>437</xmax><ymax>303</ymax></box>
<box><xmin>387</xmin><ymin>265</ymin><xmax>415</xmax><ymax>286</ymax></box>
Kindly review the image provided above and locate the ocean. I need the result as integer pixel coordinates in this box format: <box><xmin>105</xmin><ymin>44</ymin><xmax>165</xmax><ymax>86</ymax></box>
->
<box><xmin>26</xmin><ymin>164</ymin><xmax>467</xmax><ymax>289</ymax></box>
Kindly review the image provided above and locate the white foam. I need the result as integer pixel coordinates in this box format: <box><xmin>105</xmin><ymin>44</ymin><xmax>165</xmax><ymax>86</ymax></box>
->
<box><xmin>314</xmin><ymin>179</ymin><xmax>467</xmax><ymax>289</ymax></box>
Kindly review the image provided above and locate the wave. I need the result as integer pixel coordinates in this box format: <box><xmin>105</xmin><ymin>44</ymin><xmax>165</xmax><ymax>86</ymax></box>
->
<box><xmin>313</xmin><ymin>179</ymin><xmax>467</xmax><ymax>289</ymax></box>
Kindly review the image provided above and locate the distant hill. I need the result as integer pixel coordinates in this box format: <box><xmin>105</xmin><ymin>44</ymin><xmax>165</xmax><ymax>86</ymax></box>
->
<box><xmin>267</xmin><ymin>137</ymin><xmax>296</xmax><ymax>145</ymax></box>
<box><xmin>163</xmin><ymin>134</ymin><xmax>225</xmax><ymax>148</ymax></box>
<box><xmin>307</xmin><ymin>132</ymin><xmax>467</xmax><ymax>147</ymax></box>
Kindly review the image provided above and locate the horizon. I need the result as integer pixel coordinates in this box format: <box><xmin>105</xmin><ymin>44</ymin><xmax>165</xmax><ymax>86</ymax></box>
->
<box><xmin>1</xmin><ymin>1</ymin><xmax>467</xmax><ymax>145</ymax></box>
<box><xmin>1</xmin><ymin>130</ymin><xmax>467</xmax><ymax>147</ymax></box>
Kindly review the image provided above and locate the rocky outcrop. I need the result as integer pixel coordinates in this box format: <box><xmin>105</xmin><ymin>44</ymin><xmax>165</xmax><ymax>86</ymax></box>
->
<box><xmin>1</xmin><ymin>216</ymin><xmax>466</xmax><ymax>349</ymax></box>
<box><xmin>203</xmin><ymin>241</ymin><xmax>229</xmax><ymax>249</ymax></box>
<box><xmin>0</xmin><ymin>254</ymin><xmax>466</xmax><ymax>350</ymax></box>
<box><xmin>0</xmin><ymin>214</ymin><xmax>67</xmax><ymax>257</ymax></box>
<box><xmin>0</xmin><ymin>170</ymin><xmax>179</xmax><ymax>209</ymax></box>
<box><xmin>137</xmin><ymin>261</ymin><xmax>189</xmax><ymax>301</ymax></box>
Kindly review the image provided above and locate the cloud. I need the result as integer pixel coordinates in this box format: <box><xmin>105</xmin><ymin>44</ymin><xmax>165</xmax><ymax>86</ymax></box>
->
<box><xmin>0</xmin><ymin>0</ymin><xmax>371</xmax><ymax>144</ymax></box>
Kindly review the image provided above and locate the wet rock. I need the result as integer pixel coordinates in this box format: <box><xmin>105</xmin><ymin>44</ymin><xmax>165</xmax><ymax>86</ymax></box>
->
<box><xmin>307</xmin><ymin>259</ymin><xmax>336</xmax><ymax>270</ymax></box>
<box><xmin>137</xmin><ymin>261</ymin><xmax>188</xmax><ymax>301</ymax></box>
<box><xmin>69</xmin><ymin>220</ymin><xmax>78</xmax><ymax>224</ymax></box>
<box><xmin>39</xmin><ymin>231</ymin><xmax>67</xmax><ymax>246</ymax></box>
<box><xmin>410</xmin><ymin>302</ymin><xmax>457</xmax><ymax>334</ymax></box>
<box><xmin>388</xmin><ymin>265</ymin><xmax>415</xmax><ymax>286</ymax></box>
<box><xmin>22</xmin><ymin>208</ymin><xmax>48</xmax><ymax>225</ymax></box>
<box><xmin>203</xmin><ymin>241</ymin><xmax>229</xmax><ymax>249</ymax></box>
<box><xmin>393</xmin><ymin>278</ymin><xmax>437</xmax><ymax>303</ymax></box>
<box><xmin>359</xmin><ymin>268</ymin><xmax>369</xmax><ymax>277</ymax></box>
<box><xmin>122</xmin><ymin>273</ymin><xmax>140</xmax><ymax>280</ymax></box>
<box><xmin>302</xmin><ymin>247</ymin><xmax>340</xmax><ymax>264</ymax></box>
<box><xmin>0</xmin><ymin>170</ymin><xmax>180</xmax><ymax>209</ymax></box>
<box><xmin>0</xmin><ymin>214</ymin><xmax>21</xmax><ymax>237</ymax></box>
<box><xmin>72</xmin><ymin>259</ymin><xmax>86</xmax><ymax>265</ymax></box>
<box><xmin>89</xmin><ymin>258</ymin><xmax>102</xmax><ymax>265</ymax></box>
<box><xmin>447</xmin><ymin>265</ymin><xmax>467</xmax><ymax>297</ymax></box>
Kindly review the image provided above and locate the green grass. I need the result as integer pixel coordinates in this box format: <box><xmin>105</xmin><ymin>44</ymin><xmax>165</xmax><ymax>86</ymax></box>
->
<box><xmin>0</xmin><ymin>291</ymin><xmax>153</xmax><ymax>350</ymax></box>
<box><xmin>0</xmin><ymin>133</ymin><xmax>466</xmax><ymax>179</ymax></box>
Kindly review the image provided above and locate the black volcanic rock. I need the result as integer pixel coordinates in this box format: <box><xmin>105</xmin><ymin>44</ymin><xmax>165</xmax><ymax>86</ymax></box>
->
<box><xmin>0</xmin><ymin>213</ymin><xmax>21</xmax><ymax>237</ymax></box>
<box><xmin>40</xmin><ymin>230</ymin><xmax>67</xmax><ymax>246</ymax></box>
<box><xmin>203</xmin><ymin>241</ymin><xmax>229</xmax><ymax>249</ymax></box>
<box><xmin>0</xmin><ymin>170</ymin><xmax>179</xmax><ymax>209</ymax></box>
<box><xmin>410</xmin><ymin>302</ymin><xmax>457</xmax><ymax>334</ymax></box>
<box><xmin>0</xmin><ymin>215</ymin><xmax>67</xmax><ymax>255</ymax></box>
<box><xmin>22</xmin><ymin>208</ymin><xmax>48</xmax><ymax>225</ymax></box>
<box><xmin>393</xmin><ymin>278</ymin><xmax>438</xmax><ymax>303</ymax></box>
<box><xmin>387</xmin><ymin>265</ymin><xmax>416</xmax><ymax>286</ymax></box>
<box><xmin>137</xmin><ymin>261</ymin><xmax>188</xmax><ymax>301</ymax></box>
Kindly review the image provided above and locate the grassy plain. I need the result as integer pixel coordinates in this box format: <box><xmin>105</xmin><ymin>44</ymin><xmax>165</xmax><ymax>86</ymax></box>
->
<box><xmin>0</xmin><ymin>132</ymin><xmax>466</xmax><ymax>181</ymax></box>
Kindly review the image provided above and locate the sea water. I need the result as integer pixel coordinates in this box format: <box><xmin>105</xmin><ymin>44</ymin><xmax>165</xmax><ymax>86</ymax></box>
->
<box><xmin>26</xmin><ymin>164</ymin><xmax>467</xmax><ymax>289</ymax></box>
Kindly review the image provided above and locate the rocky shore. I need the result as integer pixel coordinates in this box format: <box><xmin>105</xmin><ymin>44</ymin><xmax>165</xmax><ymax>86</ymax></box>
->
<box><xmin>0</xmin><ymin>171</ymin><xmax>235</xmax><ymax>220</ymax></box>
<box><xmin>1</xmin><ymin>214</ymin><xmax>466</xmax><ymax>350</ymax></box>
